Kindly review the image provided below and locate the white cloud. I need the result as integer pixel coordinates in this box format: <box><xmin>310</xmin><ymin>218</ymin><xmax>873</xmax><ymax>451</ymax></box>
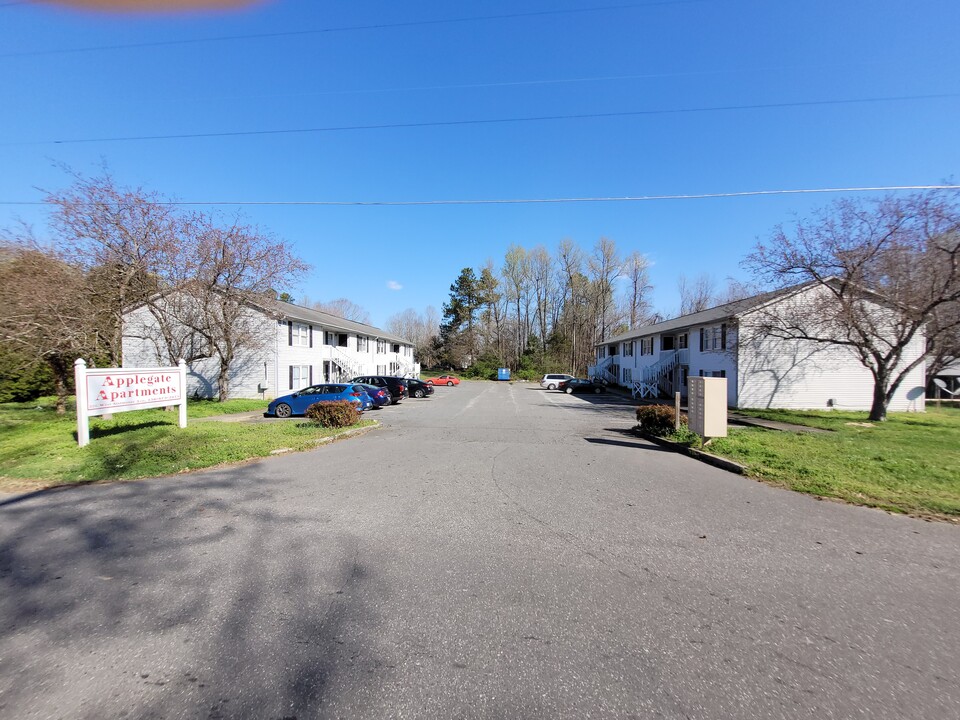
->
<box><xmin>386</xmin><ymin>280</ymin><xmax>403</xmax><ymax>291</ymax></box>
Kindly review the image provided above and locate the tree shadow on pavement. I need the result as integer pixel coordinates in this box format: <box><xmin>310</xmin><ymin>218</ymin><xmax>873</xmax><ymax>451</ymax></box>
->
<box><xmin>0</xmin><ymin>471</ymin><xmax>389</xmax><ymax>719</ymax></box>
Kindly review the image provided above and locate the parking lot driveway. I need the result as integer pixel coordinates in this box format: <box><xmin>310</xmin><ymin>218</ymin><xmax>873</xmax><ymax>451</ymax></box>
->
<box><xmin>2</xmin><ymin>381</ymin><xmax>959</xmax><ymax>719</ymax></box>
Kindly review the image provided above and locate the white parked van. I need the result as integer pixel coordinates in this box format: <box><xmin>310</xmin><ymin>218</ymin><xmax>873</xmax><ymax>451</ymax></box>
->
<box><xmin>540</xmin><ymin>373</ymin><xmax>574</xmax><ymax>390</ymax></box>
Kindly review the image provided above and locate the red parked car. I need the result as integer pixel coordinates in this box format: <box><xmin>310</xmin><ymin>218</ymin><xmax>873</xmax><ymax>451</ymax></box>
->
<box><xmin>427</xmin><ymin>375</ymin><xmax>460</xmax><ymax>386</ymax></box>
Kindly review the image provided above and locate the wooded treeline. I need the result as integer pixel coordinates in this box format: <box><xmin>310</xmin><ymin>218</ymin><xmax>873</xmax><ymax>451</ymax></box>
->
<box><xmin>431</xmin><ymin>238</ymin><xmax>656</xmax><ymax>378</ymax></box>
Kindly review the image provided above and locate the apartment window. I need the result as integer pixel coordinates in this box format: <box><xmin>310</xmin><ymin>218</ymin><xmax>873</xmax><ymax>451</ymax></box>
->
<box><xmin>622</xmin><ymin>341</ymin><xmax>634</xmax><ymax>357</ymax></box>
<box><xmin>698</xmin><ymin>369</ymin><xmax>727</xmax><ymax>378</ymax></box>
<box><xmin>699</xmin><ymin>324</ymin><xmax>727</xmax><ymax>352</ymax></box>
<box><xmin>357</xmin><ymin>336</ymin><xmax>368</xmax><ymax>352</ymax></box>
<box><xmin>377</xmin><ymin>339</ymin><xmax>388</xmax><ymax>354</ymax></box>
<box><xmin>640</xmin><ymin>337</ymin><xmax>654</xmax><ymax>356</ymax></box>
<box><xmin>289</xmin><ymin>364</ymin><xmax>311</xmax><ymax>390</ymax></box>
<box><xmin>678</xmin><ymin>333</ymin><xmax>688</xmax><ymax>350</ymax></box>
<box><xmin>622</xmin><ymin>368</ymin><xmax>633</xmax><ymax>383</ymax></box>
<box><xmin>289</xmin><ymin>322</ymin><xmax>309</xmax><ymax>347</ymax></box>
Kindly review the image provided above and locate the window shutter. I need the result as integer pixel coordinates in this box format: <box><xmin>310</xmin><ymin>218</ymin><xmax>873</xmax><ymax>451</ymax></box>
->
<box><xmin>699</xmin><ymin>328</ymin><xmax>704</xmax><ymax>352</ymax></box>
<box><xmin>289</xmin><ymin>365</ymin><xmax>294</xmax><ymax>390</ymax></box>
<box><xmin>288</xmin><ymin>321</ymin><xmax>293</xmax><ymax>346</ymax></box>
<box><xmin>309</xmin><ymin>366</ymin><xmax>313</xmax><ymax>384</ymax></box>
<box><xmin>309</xmin><ymin>325</ymin><xmax>313</xmax><ymax>348</ymax></box>
<box><xmin>721</xmin><ymin>323</ymin><xmax>727</xmax><ymax>350</ymax></box>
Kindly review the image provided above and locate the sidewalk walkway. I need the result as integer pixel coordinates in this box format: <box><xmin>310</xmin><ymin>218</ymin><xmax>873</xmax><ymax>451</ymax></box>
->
<box><xmin>727</xmin><ymin>412</ymin><xmax>830</xmax><ymax>434</ymax></box>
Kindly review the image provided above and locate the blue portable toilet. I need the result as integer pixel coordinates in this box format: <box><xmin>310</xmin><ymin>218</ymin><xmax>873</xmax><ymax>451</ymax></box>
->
<box><xmin>497</xmin><ymin>368</ymin><xmax>511</xmax><ymax>381</ymax></box>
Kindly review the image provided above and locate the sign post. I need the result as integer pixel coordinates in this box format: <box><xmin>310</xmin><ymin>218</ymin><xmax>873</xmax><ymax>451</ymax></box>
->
<box><xmin>74</xmin><ymin>359</ymin><xmax>187</xmax><ymax>448</ymax></box>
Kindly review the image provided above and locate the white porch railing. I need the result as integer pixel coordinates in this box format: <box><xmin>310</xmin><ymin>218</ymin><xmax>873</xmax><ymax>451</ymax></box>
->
<box><xmin>327</xmin><ymin>346</ymin><xmax>363</xmax><ymax>381</ymax></box>
<box><xmin>588</xmin><ymin>355</ymin><xmax>619</xmax><ymax>384</ymax></box>
<box><xmin>632</xmin><ymin>350</ymin><xmax>680</xmax><ymax>399</ymax></box>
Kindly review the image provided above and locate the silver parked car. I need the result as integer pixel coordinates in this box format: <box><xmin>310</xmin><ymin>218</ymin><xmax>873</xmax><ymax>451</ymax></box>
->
<box><xmin>540</xmin><ymin>373</ymin><xmax>574</xmax><ymax>390</ymax></box>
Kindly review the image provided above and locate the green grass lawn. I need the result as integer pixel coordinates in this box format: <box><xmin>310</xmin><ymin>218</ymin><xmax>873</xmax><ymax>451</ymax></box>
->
<box><xmin>0</xmin><ymin>396</ymin><xmax>374</xmax><ymax>493</ymax></box>
<box><xmin>704</xmin><ymin>407</ymin><xmax>960</xmax><ymax>518</ymax></box>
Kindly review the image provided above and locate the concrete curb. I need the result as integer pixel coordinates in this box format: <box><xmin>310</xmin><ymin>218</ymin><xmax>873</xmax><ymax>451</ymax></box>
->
<box><xmin>638</xmin><ymin>431</ymin><xmax>747</xmax><ymax>475</ymax></box>
<box><xmin>311</xmin><ymin>421</ymin><xmax>380</xmax><ymax>446</ymax></box>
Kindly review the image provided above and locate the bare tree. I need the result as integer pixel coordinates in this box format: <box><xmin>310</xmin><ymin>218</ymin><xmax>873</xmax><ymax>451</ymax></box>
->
<box><xmin>386</xmin><ymin>306</ymin><xmax>440</xmax><ymax>367</ymax></box>
<box><xmin>555</xmin><ymin>239</ymin><xmax>594</xmax><ymax>374</ymax></box>
<box><xmin>502</xmin><ymin>245</ymin><xmax>531</xmax><ymax>362</ymax></box>
<box><xmin>745</xmin><ymin>191</ymin><xmax>960</xmax><ymax>421</ymax></box>
<box><xmin>587</xmin><ymin>237</ymin><xmax>624</xmax><ymax>343</ymax></box>
<box><xmin>677</xmin><ymin>273</ymin><xmax>716</xmax><ymax>315</ymax></box>
<box><xmin>166</xmin><ymin>215</ymin><xmax>309</xmax><ymax>401</ymax></box>
<box><xmin>623</xmin><ymin>251</ymin><xmax>653</xmax><ymax>328</ymax></box>
<box><xmin>529</xmin><ymin>246</ymin><xmax>555</xmax><ymax>359</ymax></box>
<box><xmin>0</xmin><ymin>244</ymin><xmax>98</xmax><ymax>414</ymax></box>
<box><xmin>714</xmin><ymin>277</ymin><xmax>758</xmax><ymax>305</ymax></box>
<box><xmin>309</xmin><ymin>297</ymin><xmax>371</xmax><ymax>324</ymax></box>
<box><xmin>926</xmin><ymin>302</ymin><xmax>960</xmax><ymax>380</ymax></box>
<box><xmin>44</xmin><ymin>169</ymin><xmax>181</xmax><ymax>365</ymax></box>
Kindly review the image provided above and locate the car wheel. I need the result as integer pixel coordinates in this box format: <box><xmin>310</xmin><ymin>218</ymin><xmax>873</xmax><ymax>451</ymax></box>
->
<box><xmin>447</xmin><ymin>381</ymin><xmax>454</xmax><ymax>386</ymax></box>
<box><xmin>275</xmin><ymin>403</ymin><xmax>292</xmax><ymax>418</ymax></box>
<box><xmin>413</xmin><ymin>388</ymin><xmax>424</xmax><ymax>398</ymax></box>
<box><xmin>594</xmin><ymin>387</ymin><xmax>602</xmax><ymax>394</ymax></box>
<box><xmin>547</xmin><ymin>383</ymin><xmax>556</xmax><ymax>390</ymax></box>
<box><xmin>565</xmin><ymin>387</ymin><xmax>573</xmax><ymax>394</ymax></box>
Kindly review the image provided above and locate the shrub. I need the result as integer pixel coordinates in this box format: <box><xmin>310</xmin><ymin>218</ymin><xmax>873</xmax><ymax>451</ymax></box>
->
<box><xmin>635</xmin><ymin>404</ymin><xmax>683</xmax><ymax>436</ymax></box>
<box><xmin>305</xmin><ymin>400</ymin><xmax>361</xmax><ymax>428</ymax></box>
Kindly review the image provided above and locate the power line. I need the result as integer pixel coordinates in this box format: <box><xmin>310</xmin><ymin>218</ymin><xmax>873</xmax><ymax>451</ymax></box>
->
<box><xmin>0</xmin><ymin>0</ymin><xmax>711</xmax><ymax>58</ymax></box>
<box><xmin>2</xmin><ymin>186</ymin><xmax>956</xmax><ymax>207</ymax></box>
<box><xmin>132</xmin><ymin>61</ymin><xmax>892</xmax><ymax>105</ymax></box>
<box><xmin>7</xmin><ymin>92</ymin><xmax>957</xmax><ymax>147</ymax></box>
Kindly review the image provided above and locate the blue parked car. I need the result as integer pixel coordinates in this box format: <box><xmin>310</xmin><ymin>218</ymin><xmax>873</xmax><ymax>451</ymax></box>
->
<box><xmin>267</xmin><ymin>383</ymin><xmax>373</xmax><ymax>418</ymax></box>
<box><xmin>355</xmin><ymin>383</ymin><xmax>392</xmax><ymax>409</ymax></box>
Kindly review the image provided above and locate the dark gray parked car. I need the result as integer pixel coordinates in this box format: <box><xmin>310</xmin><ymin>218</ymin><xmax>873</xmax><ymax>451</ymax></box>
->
<box><xmin>351</xmin><ymin>376</ymin><xmax>409</xmax><ymax>404</ymax></box>
<box><xmin>405</xmin><ymin>378</ymin><xmax>435</xmax><ymax>399</ymax></box>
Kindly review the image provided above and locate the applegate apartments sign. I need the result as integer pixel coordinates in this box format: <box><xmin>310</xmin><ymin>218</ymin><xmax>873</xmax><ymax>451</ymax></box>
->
<box><xmin>74</xmin><ymin>359</ymin><xmax>188</xmax><ymax>447</ymax></box>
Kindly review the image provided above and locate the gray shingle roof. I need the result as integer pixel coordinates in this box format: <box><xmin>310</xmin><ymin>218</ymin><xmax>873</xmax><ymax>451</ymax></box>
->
<box><xmin>261</xmin><ymin>298</ymin><xmax>413</xmax><ymax>345</ymax></box>
<box><xmin>600</xmin><ymin>282</ymin><xmax>811</xmax><ymax>346</ymax></box>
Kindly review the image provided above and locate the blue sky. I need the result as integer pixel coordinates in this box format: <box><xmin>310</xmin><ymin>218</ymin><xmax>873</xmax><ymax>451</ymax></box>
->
<box><xmin>1</xmin><ymin>0</ymin><xmax>958</xmax><ymax>327</ymax></box>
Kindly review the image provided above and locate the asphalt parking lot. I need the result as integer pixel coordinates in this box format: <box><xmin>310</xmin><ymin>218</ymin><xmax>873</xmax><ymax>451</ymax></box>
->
<box><xmin>2</xmin><ymin>380</ymin><xmax>958</xmax><ymax>719</ymax></box>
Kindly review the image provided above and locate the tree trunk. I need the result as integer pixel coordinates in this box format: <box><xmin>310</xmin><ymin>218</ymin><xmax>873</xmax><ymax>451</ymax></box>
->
<box><xmin>49</xmin><ymin>356</ymin><xmax>69</xmax><ymax>416</ymax></box>
<box><xmin>217</xmin><ymin>356</ymin><xmax>231</xmax><ymax>402</ymax></box>
<box><xmin>868</xmin><ymin>379</ymin><xmax>888</xmax><ymax>422</ymax></box>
